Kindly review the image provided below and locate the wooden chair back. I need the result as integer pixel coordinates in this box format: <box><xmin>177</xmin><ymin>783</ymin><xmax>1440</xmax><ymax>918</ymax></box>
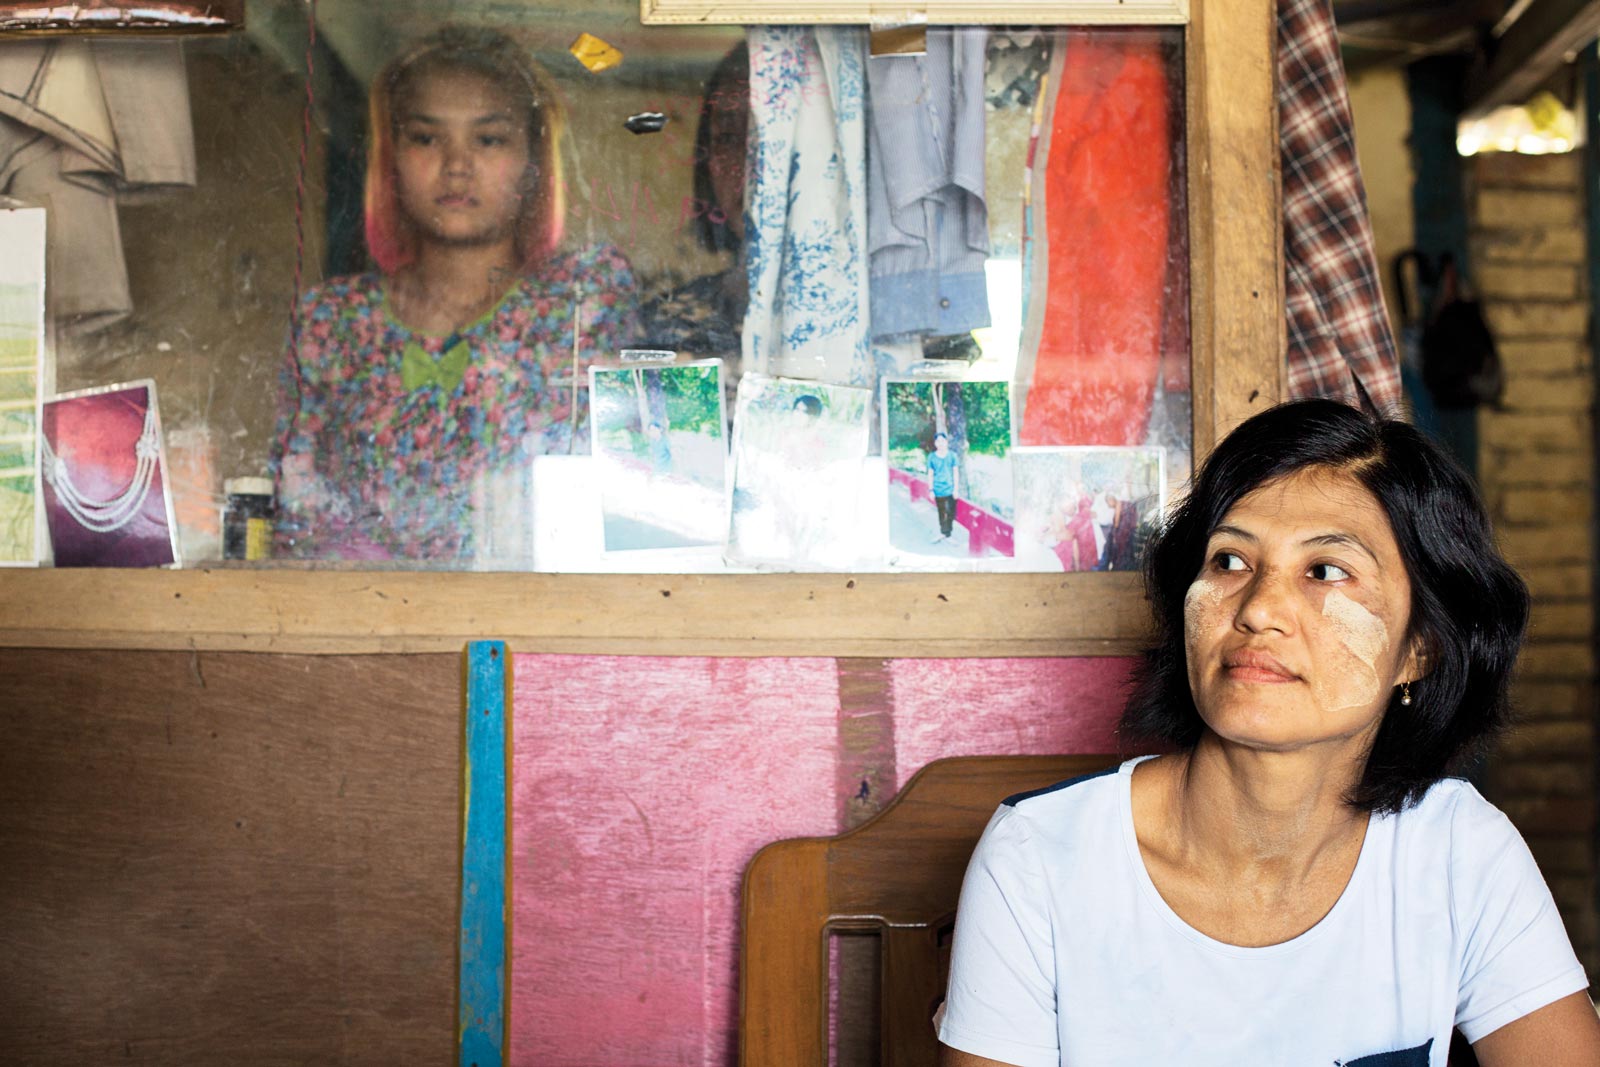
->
<box><xmin>739</xmin><ymin>754</ymin><xmax>1119</xmax><ymax>1067</ymax></box>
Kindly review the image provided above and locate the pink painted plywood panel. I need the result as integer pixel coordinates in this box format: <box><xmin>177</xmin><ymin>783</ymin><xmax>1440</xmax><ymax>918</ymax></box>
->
<box><xmin>888</xmin><ymin>657</ymin><xmax>1135</xmax><ymax>792</ymax></box>
<box><xmin>507</xmin><ymin>654</ymin><xmax>1134</xmax><ymax>1066</ymax></box>
<box><xmin>510</xmin><ymin>655</ymin><xmax>841</xmax><ymax>1067</ymax></box>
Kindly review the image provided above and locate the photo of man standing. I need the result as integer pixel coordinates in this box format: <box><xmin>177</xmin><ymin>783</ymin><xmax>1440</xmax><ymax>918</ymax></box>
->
<box><xmin>927</xmin><ymin>432</ymin><xmax>960</xmax><ymax>542</ymax></box>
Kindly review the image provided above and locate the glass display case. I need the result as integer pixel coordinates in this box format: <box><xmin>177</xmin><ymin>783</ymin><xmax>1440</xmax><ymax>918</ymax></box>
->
<box><xmin>0</xmin><ymin>0</ymin><xmax>1281</xmax><ymax>654</ymax></box>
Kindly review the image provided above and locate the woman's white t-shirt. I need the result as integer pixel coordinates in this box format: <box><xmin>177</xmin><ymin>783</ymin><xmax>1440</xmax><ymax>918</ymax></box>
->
<box><xmin>939</xmin><ymin>757</ymin><xmax>1588</xmax><ymax>1067</ymax></box>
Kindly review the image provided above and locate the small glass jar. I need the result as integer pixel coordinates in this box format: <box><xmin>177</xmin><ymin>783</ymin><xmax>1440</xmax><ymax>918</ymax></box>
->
<box><xmin>222</xmin><ymin>476</ymin><xmax>275</xmax><ymax>561</ymax></box>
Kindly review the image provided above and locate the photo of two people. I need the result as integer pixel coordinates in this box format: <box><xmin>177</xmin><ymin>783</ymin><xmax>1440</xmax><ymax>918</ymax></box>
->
<box><xmin>1013</xmin><ymin>446</ymin><xmax>1164</xmax><ymax>572</ymax></box>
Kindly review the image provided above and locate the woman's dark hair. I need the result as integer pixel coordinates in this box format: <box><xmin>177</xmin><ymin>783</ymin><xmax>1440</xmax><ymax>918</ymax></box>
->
<box><xmin>1119</xmin><ymin>398</ymin><xmax>1529</xmax><ymax>814</ymax></box>
<box><xmin>793</xmin><ymin>394</ymin><xmax>822</xmax><ymax>418</ymax></box>
<box><xmin>692</xmin><ymin>43</ymin><xmax>749</xmax><ymax>254</ymax></box>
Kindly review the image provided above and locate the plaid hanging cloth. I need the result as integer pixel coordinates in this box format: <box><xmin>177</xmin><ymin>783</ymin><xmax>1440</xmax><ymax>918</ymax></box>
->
<box><xmin>1279</xmin><ymin>0</ymin><xmax>1404</xmax><ymax>414</ymax></box>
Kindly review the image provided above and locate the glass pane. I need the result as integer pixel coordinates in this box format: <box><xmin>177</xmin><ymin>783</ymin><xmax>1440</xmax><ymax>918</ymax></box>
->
<box><xmin>23</xmin><ymin>8</ymin><xmax>1188</xmax><ymax>571</ymax></box>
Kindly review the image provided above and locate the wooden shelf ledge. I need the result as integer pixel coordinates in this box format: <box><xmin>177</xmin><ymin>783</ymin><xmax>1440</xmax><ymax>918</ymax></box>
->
<box><xmin>0</xmin><ymin>569</ymin><xmax>1152</xmax><ymax>657</ymax></box>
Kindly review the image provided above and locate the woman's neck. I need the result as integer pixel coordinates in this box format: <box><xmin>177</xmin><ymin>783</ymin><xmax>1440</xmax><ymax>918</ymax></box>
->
<box><xmin>1130</xmin><ymin>738</ymin><xmax>1374</xmax><ymax>948</ymax></box>
<box><xmin>389</xmin><ymin>241</ymin><xmax>520</xmax><ymax>335</ymax></box>
<box><xmin>1156</xmin><ymin>735</ymin><xmax>1370</xmax><ymax>879</ymax></box>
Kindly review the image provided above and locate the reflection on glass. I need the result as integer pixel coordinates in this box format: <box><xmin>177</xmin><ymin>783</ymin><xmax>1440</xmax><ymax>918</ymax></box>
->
<box><xmin>273</xmin><ymin>26</ymin><xmax>638</xmax><ymax>562</ymax></box>
<box><xmin>1009</xmin><ymin>29</ymin><xmax>1190</xmax><ymax>489</ymax></box>
<box><xmin>29</xmin><ymin>14</ymin><xmax>1190</xmax><ymax>572</ymax></box>
<box><xmin>636</xmin><ymin>43</ymin><xmax>748</xmax><ymax>372</ymax></box>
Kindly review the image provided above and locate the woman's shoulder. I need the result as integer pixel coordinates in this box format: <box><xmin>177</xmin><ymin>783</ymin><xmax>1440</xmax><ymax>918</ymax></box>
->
<box><xmin>536</xmin><ymin>243</ymin><xmax>637</xmax><ymax>293</ymax></box>
<box><xmin>297</xmin><ymin>272</ymin><xmax>384</xmax><ymax>317</ymax></box>
<box><xmin>1388</xmin><ymin>776</ymin><xmax>1530</xmax><ymax>874</ymax></box>
<box><xmin>970</xmin><ymin>760</ymin><xmax>1136</xmax><ymax>883</ymax></box>
<box><xmin>1393</xmin><ymin>775</ymin><xmax>1496</xmax><ymax>827</ymax></box>
<box><xmin>995</xmin><ymin>758</ymin><xmax>1137</xmax><ymax>830</ymax></box>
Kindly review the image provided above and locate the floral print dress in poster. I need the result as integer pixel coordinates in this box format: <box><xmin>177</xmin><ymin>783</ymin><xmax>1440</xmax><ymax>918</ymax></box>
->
<box><xmin>271</xmin><ymin>245</ymin><xmax>639</xmax><ymax>562</ymax></box>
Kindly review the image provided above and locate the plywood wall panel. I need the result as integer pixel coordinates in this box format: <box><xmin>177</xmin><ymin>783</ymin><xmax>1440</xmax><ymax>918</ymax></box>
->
<box><xmin>509</xmin><ymin>653</ymin><xmax>1134</xmax><ymax>1065</ymax></box>
<box><xmin>2</xmin><ymin>649</ymin><xmax>1134</xmax><ymax>1064</ymax></box>
<box><xmin>0</xmin><ymin>650</ymin><xmax>460</xmax><ymax>1066</ymax></box>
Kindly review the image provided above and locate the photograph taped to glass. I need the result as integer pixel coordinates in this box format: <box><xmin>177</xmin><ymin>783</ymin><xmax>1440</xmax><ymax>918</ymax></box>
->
<box><xmin>0</xmin><ymin>206</ymin><xmax>45</xmax><ymax>566</ymax></box>
<box><xmin>1012</xmin><ymin>445</ymin><xmax>1164</xmax><ymax>573</ymax></box>
<box><xmin>590</xmin><ymin>360</ymin><xmax>727</xmax><ymax>551</ymax></box>
<box><xmin>726</xmin><ymin>373</ymin><xmax>872</xmax><ymax>570</ymax></box>
<box><xmin>41</xmin><ymin>380</ymin><xmax>179</xmax><ymax>568</ymax></box>
<box><xmin>883</xmin><ymin>378</ymin><xmax>1014</xmax><ymax>562</ymax></box>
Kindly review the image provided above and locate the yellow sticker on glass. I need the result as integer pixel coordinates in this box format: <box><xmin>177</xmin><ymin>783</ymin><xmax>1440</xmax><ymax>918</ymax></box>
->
<box><xmin>569</xmin><ymin>32</ymin><xmax>622</xmax><ymax>73</ymax></box>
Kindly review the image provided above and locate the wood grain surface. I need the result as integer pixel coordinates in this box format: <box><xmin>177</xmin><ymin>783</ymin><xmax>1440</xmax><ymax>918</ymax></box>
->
<box><xmin>0</xmin><ymin>649</ymin><xmax>461</xmax><ymax>1065</ymax></box>
<box><xmin>1187</xmin><ymin>0</ymin><xmax>1285</xmax><ymax>453</ymax></box>
<box><xmin>740</xmin><ymin>755</ymin><xmax>1120</xmax><ymax>1066</ymax></box>
<box><xmin>0</xmin><ymin>649</ymin><xmax>1134</xmax><ymax>1063</ymax></box>
<box><xmin>640</xmin><ymin>0</ymin><xmax>1188</xmax><ymax>26</ymax></box>
<box><xmin>0</xmin><ymin>569</ymin><xmax>1153</xmax><ymax>657</ymax></box>
<box><xmin>460</xmin><ymin>643</ymin><xmax>511</xmax><ymax>1067</ymax></box>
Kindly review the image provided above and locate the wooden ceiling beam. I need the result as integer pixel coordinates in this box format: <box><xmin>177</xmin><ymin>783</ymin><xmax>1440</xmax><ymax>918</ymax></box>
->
<box><xmin>1465</xmin><ymin>0</ymin><xmax>1600</xmax><ymax>116</ymax></box>
<box><xmin>1335</xmin><ymin>0</ymin><xmax>1460</xmax><ymax>28</ymax></box>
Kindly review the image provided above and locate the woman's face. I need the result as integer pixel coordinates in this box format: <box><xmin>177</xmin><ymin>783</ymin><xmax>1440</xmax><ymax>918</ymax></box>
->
<box><xmin>1183</xmin><ymin>466</ymin><xmax>1422</xmax><ymax>755</ymax></box>
<box><xmin>394</xmin><ymin>69</ymin><xmax>532</xmax><ymax>252</ymax></box>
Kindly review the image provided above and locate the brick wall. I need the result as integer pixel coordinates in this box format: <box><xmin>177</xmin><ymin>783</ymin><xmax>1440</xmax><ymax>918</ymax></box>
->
<box><xmin>1470</xmin><ymin>150</ymin><xmax>1598</xmax><ymax>973</ymax></box>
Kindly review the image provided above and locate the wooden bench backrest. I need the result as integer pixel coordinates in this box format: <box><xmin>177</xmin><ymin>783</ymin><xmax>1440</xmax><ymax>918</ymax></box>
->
<box><xmin>739</xmin><ymin>754</ymin><xmax>1120</xmax><ymax>1067</ymax></box>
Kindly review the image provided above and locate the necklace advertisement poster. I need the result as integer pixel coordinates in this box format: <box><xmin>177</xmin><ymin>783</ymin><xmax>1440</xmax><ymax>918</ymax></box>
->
<box><xmin>41</xmin><ymin>380</ymin><xmax>178</xmax><ymax>568</ymax></box>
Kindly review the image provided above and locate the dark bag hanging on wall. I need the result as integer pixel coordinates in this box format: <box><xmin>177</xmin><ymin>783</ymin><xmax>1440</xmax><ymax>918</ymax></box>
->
<box><xmin>1420</xmin><ymin>254</ymin><xmax>1504</xmax><ymax>410</ymax></box>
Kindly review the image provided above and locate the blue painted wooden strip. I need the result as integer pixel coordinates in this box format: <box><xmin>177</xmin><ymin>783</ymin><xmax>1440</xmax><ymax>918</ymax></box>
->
<box><xmin>460</xmin><ymin>641</ymin><xmax>510</xmax><ymax>1067</ymax></box>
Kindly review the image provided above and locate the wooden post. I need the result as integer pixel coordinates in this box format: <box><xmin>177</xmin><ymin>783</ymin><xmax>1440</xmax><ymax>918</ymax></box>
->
<box><xmin>1186</xmin><ymin>0</ymin><xmax>1285</xmax><ymax>456</ymax></box>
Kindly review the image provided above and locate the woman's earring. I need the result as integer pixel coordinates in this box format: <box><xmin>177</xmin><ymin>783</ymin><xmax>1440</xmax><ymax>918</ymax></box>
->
<box><xmin>1400</xmin><ymin>682</ymin><xmax>1413</xmax><ymax>707</ymax></box>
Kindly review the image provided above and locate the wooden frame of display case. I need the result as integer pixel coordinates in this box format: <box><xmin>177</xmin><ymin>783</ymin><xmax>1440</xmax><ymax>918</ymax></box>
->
<box><xmin>641</xmin><ymin>0</ymin><xmax>1188</xmax><ymax>25</ymax></box>
<box><xmin>0</xmin><ymin>0</ymin><xmax>1283</xmax><ymax>658</ymax></box>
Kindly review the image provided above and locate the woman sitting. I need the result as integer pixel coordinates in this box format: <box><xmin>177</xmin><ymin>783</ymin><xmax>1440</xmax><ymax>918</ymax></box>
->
<box><xmin>939</xmin><ymin>398</ymin><xmax>1600</xmax><ymax>1066</ymax></box>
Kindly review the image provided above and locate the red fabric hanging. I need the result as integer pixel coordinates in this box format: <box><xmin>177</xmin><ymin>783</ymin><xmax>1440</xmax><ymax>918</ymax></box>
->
<box><xmin>1020</xmin><ymin>34</ymin><xmax>1175</xmax><ymax>447</ymax></box>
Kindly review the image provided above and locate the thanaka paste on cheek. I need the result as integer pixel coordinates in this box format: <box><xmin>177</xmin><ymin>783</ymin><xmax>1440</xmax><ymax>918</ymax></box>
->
<box><xmin>1183</xmin><ymin>578</ymin><xmax>1226</xmax><ymax>659</ymax></box>
<box><xmin>1317</xmin><ymin>589</ymin><xmax>1389</xmax><ymax>713</ymax></box>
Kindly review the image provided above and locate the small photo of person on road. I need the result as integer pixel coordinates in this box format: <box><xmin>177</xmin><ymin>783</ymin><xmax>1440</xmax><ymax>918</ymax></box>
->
<box><xmin>883</xmin><ymin>379</ymin><xmax>1013</xmax><ymax>563</ymax></box>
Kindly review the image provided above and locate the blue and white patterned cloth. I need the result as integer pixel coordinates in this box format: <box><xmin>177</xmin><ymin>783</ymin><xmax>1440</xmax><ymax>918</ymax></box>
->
<box><xmin>744</xmin><ymin>27</ymin><xmax>875</xmax><ymax>388</ymax></box>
